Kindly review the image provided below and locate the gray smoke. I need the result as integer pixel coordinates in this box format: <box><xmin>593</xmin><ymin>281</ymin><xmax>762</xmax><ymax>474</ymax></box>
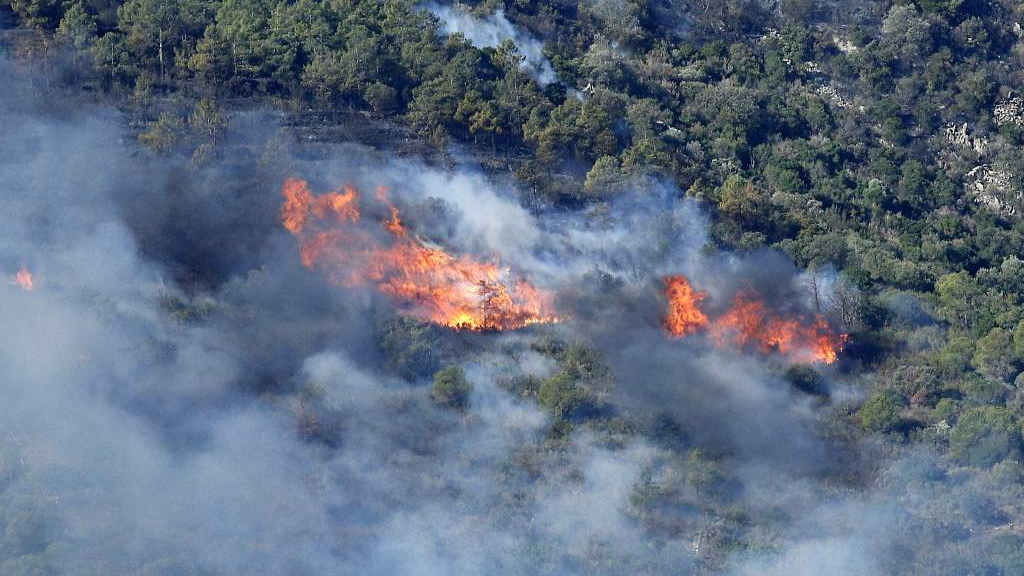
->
<box><xmin>0</xmin><ymin>56</ymin><xmax>1008</xmax><ymax>576</ymax></box>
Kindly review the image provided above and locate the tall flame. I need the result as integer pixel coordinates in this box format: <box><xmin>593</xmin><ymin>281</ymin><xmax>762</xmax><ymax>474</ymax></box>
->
<box><xmin>663</xmin><ymin>275</ymin><xmax>846</xmax><ymax>364</ymax></box>
<box><xmin>664</xmin><ymin>275</ymin><xmax>709</xmax><ymax>337</ymax></box>
<box><xmin>11</xmin><ymin>266</ymin><xmax>33</xmax><ymax>291</ymax></box>
<box><xmin>281</xmin><ymin>178</ymin><xmax>559</xmax><ymax>331</ymax></box>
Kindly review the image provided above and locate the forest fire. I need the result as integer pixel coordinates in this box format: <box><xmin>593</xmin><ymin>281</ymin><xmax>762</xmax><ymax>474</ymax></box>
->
<box><xmin>663</xmin><ymin>275</ymin><xmax>846</xmax><ymax>364</ymax></box>
<box><xmin>664</xmin><ymin>275</ymin><xmax>709</xmax><ymax>337</ymax></box>
<box><xmin>11</xmin><ymin>266</ymin><xmax>33</xmax><ymax>291</ymax></box>
<box><xmin>281</xmin><ymin>178</ymin><xmax>559</xmax><ymax>331</ymax></box>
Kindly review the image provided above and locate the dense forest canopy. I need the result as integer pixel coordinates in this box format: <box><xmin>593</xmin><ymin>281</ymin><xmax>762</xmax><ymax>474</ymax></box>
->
<box><xmin>2</xmin><ymin>0</ymin><xmax>1024</xmax><ymax>574</ymax></box>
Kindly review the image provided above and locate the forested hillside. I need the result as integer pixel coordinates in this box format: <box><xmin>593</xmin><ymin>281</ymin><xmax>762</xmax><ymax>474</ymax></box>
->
<box><xmin>2</xmin><ymin>0</ymin><xmax>1024</xmax><ymax>574</ymax></box>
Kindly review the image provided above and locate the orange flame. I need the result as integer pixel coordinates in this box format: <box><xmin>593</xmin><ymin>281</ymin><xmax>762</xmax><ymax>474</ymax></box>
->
<box><xmin>11</xmin><ymin>266</ymin><xmax>33</xmax><ymax>291</ymax></box>
<box><xmin>663</xmin><ymin>276</ymin><xmax>846</xmax><ymax>364</ymax></box>
<box><xmin>281</xmin><ymin>178</ymin><xmax>559</xmax><ymax>331</ymax></box>
<box><xmin>664</xmin><ymin>275</ymin><xmax>709</xmax><ymax>337</ymax></box>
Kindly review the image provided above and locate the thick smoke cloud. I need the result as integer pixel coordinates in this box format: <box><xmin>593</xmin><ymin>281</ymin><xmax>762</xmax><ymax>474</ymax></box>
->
<box><xmin>0</xmin><ymin>56</ymin><xmax>1005</xmax><ymax>576</ymax></box>
<box><xmin>425</xmin><ymin>3</ymin><xmax>558</xmax><ymax>85</ymax></box>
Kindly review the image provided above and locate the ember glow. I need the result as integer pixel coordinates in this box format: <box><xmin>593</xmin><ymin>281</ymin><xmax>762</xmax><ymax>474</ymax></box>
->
<box><xmin>281</xmin><ymin>178</ymin><xmax>559</xmax><ymax>331</ymax></box>
<box><xmin>663</xmin><ymin>275</ymin><xmax>846</xmax><ymax>364</ymax></box>
<box><xmin>11</xmin><ymin>266</ymin><xmax>33</xmax><ymax>291</ymax></box>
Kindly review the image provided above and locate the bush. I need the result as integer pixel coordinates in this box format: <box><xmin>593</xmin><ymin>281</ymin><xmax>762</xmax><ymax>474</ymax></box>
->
<box><xmin>860</xmin><ymin>389</ymin><xmax>906</xmax><ymax>433</ymax></box>
<box><xmin>785</xmin><ymin>364</ymin><xmax>827</xmax><ymax>396</ymax></box>
<box><xmin>972</xmin><ymin>327</ymin><xmax>1019</xmax><ymax>383</ymax></box>
<box><xmin>538</xmin><ymin>371</ymin><xmax>592</xmax><ymax>419</ymax></box>
<box><xmin>949</xmin><ymin>407</ymin><xmax>1020</xmax><ymax>467</ymax></box>
<box><xmin>431</xmin><ymin>366</ymin><xmax>472</xmax><ymax>410</ymax></box>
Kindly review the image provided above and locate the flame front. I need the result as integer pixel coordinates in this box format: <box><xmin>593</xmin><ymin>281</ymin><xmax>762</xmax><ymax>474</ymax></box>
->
<box><xmin>663</xmin><ymin>275</ymin><xmax>846</xmax><ymax>364</ymax></box>
<box><xmin>281</xmin><ymin>178</ymin><xmax>559</xmax><ymax>331</ymax></box>
<box><xmin>11</xmin><ymin>266</ymin><xmax>33</xmax><ymax>291</ymax></box>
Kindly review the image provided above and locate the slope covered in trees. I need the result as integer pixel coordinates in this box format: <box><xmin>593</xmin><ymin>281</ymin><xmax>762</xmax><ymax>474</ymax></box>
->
<box><xmin>3</xmin><ymin>0</ymin><xmax>1024</xmax><ymax>574</ymax></box>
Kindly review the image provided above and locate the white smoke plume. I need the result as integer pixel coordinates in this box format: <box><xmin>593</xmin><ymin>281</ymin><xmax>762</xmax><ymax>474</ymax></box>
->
<box><xmin>425</xmin><ymin>3</ymin><xmax>558</xmax><ymax>85</ymax></box>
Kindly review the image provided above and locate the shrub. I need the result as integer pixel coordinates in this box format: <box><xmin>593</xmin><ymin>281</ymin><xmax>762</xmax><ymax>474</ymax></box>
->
<box><xmin>431</xmin><ymin>366</ymin><xmax>472</xmax><ymax>410</ymax></box>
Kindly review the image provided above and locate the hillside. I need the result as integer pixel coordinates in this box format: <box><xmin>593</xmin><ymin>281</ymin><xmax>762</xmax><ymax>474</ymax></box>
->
<box><xmin>1</xmin><ymin>1</ymin><xmax>1024</xmax><ymax>575</ymax></box>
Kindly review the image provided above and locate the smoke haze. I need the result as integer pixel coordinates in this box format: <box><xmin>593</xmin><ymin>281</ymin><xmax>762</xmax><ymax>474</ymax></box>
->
<box><xmin>0</xmin><ymin>55</ymin><xmax>1010</xmax><ymax>576</ymax></box>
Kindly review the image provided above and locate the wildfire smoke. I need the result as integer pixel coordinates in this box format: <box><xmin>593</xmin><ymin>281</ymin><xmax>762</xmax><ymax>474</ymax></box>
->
<box><xmin>281</xmin><ymin>178</ymin><xmax>559</xmax><ymax>331</ymax></box>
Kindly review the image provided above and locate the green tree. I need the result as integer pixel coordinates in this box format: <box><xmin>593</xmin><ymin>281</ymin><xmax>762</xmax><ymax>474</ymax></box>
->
<box><xmin>896</xmin><ymin>160</ymin><xmax>929</xmax><ymax>211</ymax></box>
<box><xmin>583</xmin><ymin>155</ymin><xmax>627</xmax><ymax>198</ymax></box>
<box><xmin>538</xmin><ymin>371</ymin><xmax>591</xmax><ymax>419</ymax></box>
<box><xmin>936</xmin><ymin>272</ymin><xmax>989</xmax><ymax>332</ymax></box>
<box><xmin>188</xmin><ymin>98</ymin><xmax>226</xmax><ymax>140</ymax></box>
<box><xmin>377</xmin><ymin>315</ymin><xmax>443</xmax><ymax>379</ymax></box>
<box><xmin>880</xmin><ymin>4</ymin><xmax>933</xmax><ymax>66</ymax></box>
<box><xmin>860</xmin><ymin>389</ymin><xmax>906</xmax><ymax>433</ymax></box>
<box><xmin>1014</xmin><ymin>320</ymin><xmax>1024</xmax><ymax>358</ymax></box>
<box><xmin>917</xmin><ymin>0</ymin><xmax>967</xmax><ymax>19</ymax></box>
<box><xmin>138</xmin><ymin>112</ymin><xmax>185</xmax><ymax>154</ymax></box>
<box><xmin>118</xmin><ymin>0</ymin><xmax>194</xmax><ymax>80</ymax></box>
<box><xmin>625</xmin><ymin>98</ymin><xmax>669</xmax><ymax>142</ymax></box>
<box><xmin>972</xmin><ymin>327</ymin><xmax>1020</xmax><ymax>383</ymax></box>
<box><xmin>199</xmin><ymin>0</ymin><xmax>285</xmax><ymax>90</ymax></box>
<box><xmin>363</xmin><ymin>82</ymin><xmax>398</xmax><ymax>114</ymax></box>
<box><xmin>717</xmin><ymin>175</ymin><xmax>770</xmax><ymax>231</ymax></box>
<box><xmin>7</xmin><ymin>0</ymin><xmax>63</xmax><ymax>28</ymax></box>
<box><xmin>55</xmin><ymin>0</ymin><xmax>97</xmax><ymax>68</ymax></box>
<box><xmin>949</xmin><ymin>406</ymin><xmax>1020</xmax><ymax>467</ymax></box>
<box><xmin>431</xmin><ymin>365</ymin><xmax>472</xmax><ymax>410</ymax></box>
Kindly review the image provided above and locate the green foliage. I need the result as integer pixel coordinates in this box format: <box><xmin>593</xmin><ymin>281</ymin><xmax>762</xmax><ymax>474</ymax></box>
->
<box><xmin>933</xmin><ymin>397</ymin><xmax>957</xmax><ymax>421</ymax></box>
<box><xmin>538</xmin><ymin>371</ymin><xmax>591</xmax><ymax>419</ymax></box>
<box><xmin>188</xmin><ymin>99</ymin><xmax>226</xmax><ymax>141</ymax></box>
<box><xmin>431</xmin><ymin>365</ymin><xmax>472</xmax><ymax>410</ymax></box>
<box><xmin>936</xmin><ymin>272</ymin><xmax>991</xmax><ymax>333</ymax></box>
<box><xmin>138</xmin><ymin>112</ymin><xmax>185</xmax><ymax>154</ymax></box>
<box><xmin>716</xmin><ymin>175</ymin><xmax>770</xmax><ymax>232</ymax></box>
<box><xmin>376</xmin><ymin>315</ymin><xmax>443</xmax><ymax>380</ymax></box>
<box><xmin>860</xmin><ymin>389</ymin><xmax>906</xmax><ymax>433</ymax></box>
<box><xmin>117</xmin><ymin>0</ymin><xmax>206</xmax><ymax>80</ymax></box>
<box><xmin>55</xmin><ymin>1</ymin><xmax>96</xmax><ymax>55</ymax></box>
<box><xmin>949</xmin><ymin>407</ymin><xmax>1021</xmax><ymax>467</ymax></box>
<box><xmin>558</xmin><ymin>343</ymin><xmax>610</xmax><ymax>381</ymax></box>
<box><xmin>6</xmin><ymin>0</ymin><xmax>63</xmax><ymax>28</ymax></box>
<box><xmin>785</xmin><ymin>364</ymin><xmax>827</xmax><ymax>396</ymax></box>
<box><xmin>583</xmin><ymin>155</ymin><xmax>627</xmax><ymax>198</ymax></box>
<box><xmin>682</xmin><ymin>448</ymin><xmax>730</xmax><ymax>501</ymax></box>
<box><xmin>972</xmin><ymin>327</ymin><xmax>1021</xmax><ymax>383</ymax></box>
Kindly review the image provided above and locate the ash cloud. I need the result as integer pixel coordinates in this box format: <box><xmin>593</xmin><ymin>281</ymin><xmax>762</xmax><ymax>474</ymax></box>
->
<box><xmin>425</xmin><ymin>3</ymin><xmax>558</xmax><ymax>85</ymax></box>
